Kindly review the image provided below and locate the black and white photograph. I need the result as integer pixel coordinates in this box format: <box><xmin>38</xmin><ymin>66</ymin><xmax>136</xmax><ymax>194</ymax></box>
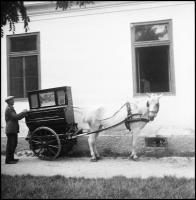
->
<box><xmin>1</xmin><ymin>1</ymin><xmax>195</xmax><ymax>199</ymax></box>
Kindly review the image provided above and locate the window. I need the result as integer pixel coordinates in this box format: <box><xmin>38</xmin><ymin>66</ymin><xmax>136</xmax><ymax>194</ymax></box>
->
<box><xmin>131</xmin><ymin>20</ymin><xmax>175</xmax><ymax>95</ymax></box>
<box><xmin>7</xmin><ymin>33</ymin><xmax>40</xmax><ymax>98</ymax></box>
<box><xmin>145</xmin><ymin>137</ymin><xmax>168</xmax><ymax>148</ymax></box>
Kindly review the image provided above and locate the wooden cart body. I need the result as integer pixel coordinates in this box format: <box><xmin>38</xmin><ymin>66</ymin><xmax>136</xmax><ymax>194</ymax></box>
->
<box><xmin>25</xmin><ymin>86</ymin><xmax>79</xmax><ymax>160</ymax></box>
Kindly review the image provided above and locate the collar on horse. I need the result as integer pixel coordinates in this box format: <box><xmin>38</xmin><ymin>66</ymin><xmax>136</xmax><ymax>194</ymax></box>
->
<box><xmin>124</xmin><ymin>102</ymin><xmax>150</xmax><ymax>131</ymax></box>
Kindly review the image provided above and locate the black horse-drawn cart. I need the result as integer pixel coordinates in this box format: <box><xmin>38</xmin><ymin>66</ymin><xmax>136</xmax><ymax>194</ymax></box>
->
<box><xmin>25</xmin><ymin>86</ymin><xmax>82</xmax><ymax>160</ymax></box>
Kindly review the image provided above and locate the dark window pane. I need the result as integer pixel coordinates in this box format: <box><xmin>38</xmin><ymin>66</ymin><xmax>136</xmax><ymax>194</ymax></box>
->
<box><xmin>30</xmin><ymin>94</ymin><xmax>39</xmax><ymax>109</ymax></box>
<box><xmin>10</xmin><ymin>78</ymin><xmax>24</xmax><ymax>98</ymax></box>
<box><xmin>135</xmin><ymin>24</ymin><xmax>169</xmax><ymax>42</ymax></box>
<box><xmin>9</xmin><ymin>55</ymin><xmax>39</xmax><ymax>98</ymax></box>
<box><xmin>10</xmin><ymin>57</ymin><xmax>23</xmax><ymax>78</ymax></box>
<box><xmin>10</xmin><ymin>35</ymin><xmax>37</xmax><ymax>52</ymax></box>
<box><xmin>136</xmin><ymin>46</ymin><xmax>170</xmax><ymax>93</ymax></box>
<box><xmin>25</xmin><ymin>56</ymin><xmax>38</xmax><ymax>76</ymax></box>
<box><xmin>10</xmin><ymin>57</ymin><xmax>24</xmax><ymax>97</ymax></box>
<box><xmin>25</xmin><ymin>55</ymin><xmax>38</xmax><ymax>97</ymax></box>
<box><xmin>25</xmin><ymin>77</ymin><xmax>38</xmax><ymax>96</ymax></box>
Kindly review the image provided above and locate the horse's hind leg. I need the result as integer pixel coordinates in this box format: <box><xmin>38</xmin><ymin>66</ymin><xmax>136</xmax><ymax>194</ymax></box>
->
<box><xmin>88</xmin><ymin>134</ymin><xmax>97</xmax><ymax>161</ymax></box>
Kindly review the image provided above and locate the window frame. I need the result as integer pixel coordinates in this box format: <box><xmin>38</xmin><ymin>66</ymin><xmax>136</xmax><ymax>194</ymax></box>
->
<box><xmin>131</xmin><ymin>19</ymin><xmax>175</xmax><ymax>96</ymax></box>
<box><xmin>7</xmin><ymin>32</ymin><xmax>41</xmax><ymax>100</ymax></box>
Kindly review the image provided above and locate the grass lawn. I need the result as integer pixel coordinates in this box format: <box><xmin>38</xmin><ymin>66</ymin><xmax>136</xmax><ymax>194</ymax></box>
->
<box><xmin>1</xmin><ymin>175</ymin><xmax>195</xmax><ymax>199</ymax></box>
<box><xmin>1</xmin><ymin>137</ymin><xmax>195</xmax><ymax>199</ymax></box>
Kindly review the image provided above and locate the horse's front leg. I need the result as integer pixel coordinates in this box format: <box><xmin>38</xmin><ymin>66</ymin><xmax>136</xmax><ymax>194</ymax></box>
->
<box><xmin>88</xmin><ymin>134</ymin><xmax>97</xmax><ymax>162</ymax></box>
<box><xmin>130</xmin><ymin>128</ymin><xmax>140</xmax><ymax>161</ymax></box>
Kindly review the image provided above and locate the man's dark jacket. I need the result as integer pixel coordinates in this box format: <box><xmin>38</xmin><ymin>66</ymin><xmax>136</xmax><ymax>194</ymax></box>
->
<box><xmin>5</xmin><ymin>106</ymin><xmax>26</xmax><ymax>134</ymax></box>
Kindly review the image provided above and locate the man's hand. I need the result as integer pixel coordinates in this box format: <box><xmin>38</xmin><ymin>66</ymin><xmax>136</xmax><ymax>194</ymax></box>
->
<box><xmin>22</xmin><ymin>109</ymin><xmax>28</xmax><ymax>116</ymax></box>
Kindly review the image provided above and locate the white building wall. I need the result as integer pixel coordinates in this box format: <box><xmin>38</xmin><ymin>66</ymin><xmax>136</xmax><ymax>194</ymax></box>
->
<box><xmin>1</xmin><ymin>2</ymin><xmax>195</xmax><ymax>137</ymax></box>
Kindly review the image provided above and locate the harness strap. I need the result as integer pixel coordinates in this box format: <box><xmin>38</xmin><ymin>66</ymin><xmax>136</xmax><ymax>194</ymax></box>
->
<box><xmin>126</xmin><ymin>102</ymin><xmax>132</xmax><ymax>116</ymax></box>
<box><xmin>99</xmin><ymin>102</ymin><xmax>127</xmax><ymax>121</ymax></box>
<box><xmin>70</xmin><ymin>102</ymin><xmax>150</xmax><ymax>138</ymax></box>
<box><xmin>125</xmin><ymin>102</ymin><xmax>132</xmax><ymax>131</ymax></box>
<box><xmin>71</xmin><ymin>118</ymin><xmax>127</xmax><ymax>138</ymax></box>
<box><xmin>71</xmin><ymin>115</ymin><xmax>150</xmax><ymax>139</ymax></box>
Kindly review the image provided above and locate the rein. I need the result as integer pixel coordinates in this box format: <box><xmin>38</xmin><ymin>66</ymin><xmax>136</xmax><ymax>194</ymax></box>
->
<box><xmin>71</xmin><ymin>102</ymin><xmax>131</xmax><ymax>121</ymax></box>
<box><xmin>99</xmin><ymin>102</ymin><xmax>128</xmax><ymax>121</ymax></box>
<box><xmin>70</xmin><ymin>114</ymin><xmax>150</xmax><ymax>138</ymax></box>
<box><xmin>70</xmin><ymin>102</ymin><xmax>150</xmax><ymax>138</ymax></box>
<box><xmin>69</xmin><ymin>98</ymin><xmax>160</xmax><ymax>138</ymax></box>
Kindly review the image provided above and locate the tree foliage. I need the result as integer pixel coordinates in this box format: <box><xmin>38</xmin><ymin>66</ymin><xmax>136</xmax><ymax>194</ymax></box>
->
<box><xmin>1</xmin><ymin>1</ymin><xmax>93</xmax><ymax>37</ymax></box>
<box><xmin>56</xmin><ymin>1</ymin><xmax>93</xmax><ymax>10</ymax></box>
<box><xmin>1</xmin><ymin>1</ymin><xmax>30</xmax><ymax>37</ymax></box>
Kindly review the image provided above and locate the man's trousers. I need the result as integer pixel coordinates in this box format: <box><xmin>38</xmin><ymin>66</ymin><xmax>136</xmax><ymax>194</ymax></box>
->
<box><xmin>5</xmin><ymin>134</ymin><xmax>18</xmax><ymax>162</ymax></box>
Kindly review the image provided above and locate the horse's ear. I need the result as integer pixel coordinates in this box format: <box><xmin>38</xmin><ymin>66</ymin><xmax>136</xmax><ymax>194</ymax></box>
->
<box><xmin>157</xmin><ymin>93</ymin><xmax>163</xmax><ymax>99</ymax></box>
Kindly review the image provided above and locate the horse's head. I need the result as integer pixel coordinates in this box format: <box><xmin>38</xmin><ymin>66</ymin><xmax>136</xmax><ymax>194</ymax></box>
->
<box><xmin>146</xmin><ymin>93</ymin><xmax>162</xmax><ymax>121</ymax></box>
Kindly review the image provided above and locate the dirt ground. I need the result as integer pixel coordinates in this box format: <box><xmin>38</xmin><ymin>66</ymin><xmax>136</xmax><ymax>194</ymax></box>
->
<box><xmin>1</xmin><ymin>150</ymin><xmax>195</xmax><ymax>179</ymax></box>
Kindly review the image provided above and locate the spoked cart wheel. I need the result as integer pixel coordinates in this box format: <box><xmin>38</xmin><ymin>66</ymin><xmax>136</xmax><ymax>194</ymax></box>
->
<box><xmin>30</xmin><ymin>126</ymin><xmax>61</xmax><ymax>160</ymax></box>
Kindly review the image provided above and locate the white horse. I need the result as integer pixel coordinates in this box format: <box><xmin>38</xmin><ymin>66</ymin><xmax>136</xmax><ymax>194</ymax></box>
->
<box><xmin>74</xmin><ymin>93</ymin><xmax>162</xmax><ymax>161</ymax></box>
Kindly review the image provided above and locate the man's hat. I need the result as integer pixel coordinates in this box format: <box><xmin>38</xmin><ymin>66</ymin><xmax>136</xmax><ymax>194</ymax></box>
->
<box><xmin>5</xmin><ymin>96</ymin><xmax>14</xmax><ymax>103</ymax></box>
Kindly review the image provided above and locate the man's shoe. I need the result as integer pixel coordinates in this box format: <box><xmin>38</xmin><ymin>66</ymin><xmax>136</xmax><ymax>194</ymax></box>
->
<box><xmin>5</xmin><ymin>160</ymin><xmax>17</xmax><ymax>164</ymax></box>
<box><xmin>12</xmin><ymin>159</ymin><xmax>19</xmax><ymax>162</ymax></box>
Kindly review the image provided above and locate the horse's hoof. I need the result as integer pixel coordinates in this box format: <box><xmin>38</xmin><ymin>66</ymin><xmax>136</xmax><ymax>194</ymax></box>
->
<box><xmin>96</xmin><ymin>156</ymin><xmax>102</xmax><ymax>160</ymax></box>
<box><xmin>129</xmin><ymin>155</ymin><xmax>139</xmax><ymax>161</ymax></box>
<box><xmin>132</xmin><ymin>157</ymin><xmax>139</xmax><ymax>161</ymax></box>
<box><xmin>90</xmin><ymin>158</ymin><xmax>97</xmax><ymax>162</ymax></box>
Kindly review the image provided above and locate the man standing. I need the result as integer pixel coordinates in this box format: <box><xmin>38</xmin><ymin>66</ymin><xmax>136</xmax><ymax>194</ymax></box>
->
<box><xmin>5</xmin><ymin>96</ymin><xmax>28</xmax><ymax>164</ymax></box>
